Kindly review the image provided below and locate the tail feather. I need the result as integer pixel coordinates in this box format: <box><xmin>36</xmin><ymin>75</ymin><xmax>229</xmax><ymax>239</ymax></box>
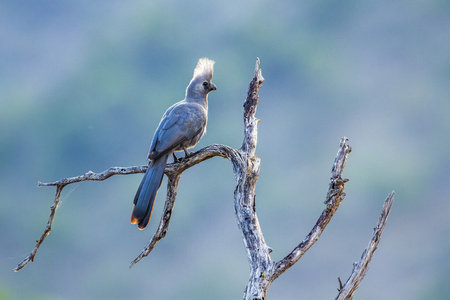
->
<box><xmin>131</xmin><ymin>153</ymin><xmax>169</xmax><ymax>229</ymax></box>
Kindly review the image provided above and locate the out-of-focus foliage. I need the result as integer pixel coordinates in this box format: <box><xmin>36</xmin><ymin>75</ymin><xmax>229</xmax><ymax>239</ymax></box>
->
<box><xmin>1</xmin><ymin>1</ymin><xmax>449</xmax><ymax>299</ymax></box>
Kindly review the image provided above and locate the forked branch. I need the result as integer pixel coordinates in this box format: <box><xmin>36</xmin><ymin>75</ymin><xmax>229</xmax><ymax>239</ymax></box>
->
<box><xmin>13</xmin><ymin>145</ymin><xmax>233</xmax><ymax>272</ymax></box>
<box><xmin>15</xmin><ymin>58</ymin><xmax>394</xmax><ymax>300</ymax></box>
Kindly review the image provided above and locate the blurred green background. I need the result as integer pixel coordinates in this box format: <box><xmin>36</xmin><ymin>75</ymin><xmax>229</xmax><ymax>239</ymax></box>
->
<box><xmin>1</xmin><ymin>1</ymin><xmax>449</xmax><ymax>299</ymax></box>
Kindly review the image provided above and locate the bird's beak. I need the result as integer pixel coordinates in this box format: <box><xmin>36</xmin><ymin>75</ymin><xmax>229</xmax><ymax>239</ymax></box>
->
<box><xmin>210</xmin><ymin>83</ymin><xmax>217</xmax><ymax>91</ymax></box>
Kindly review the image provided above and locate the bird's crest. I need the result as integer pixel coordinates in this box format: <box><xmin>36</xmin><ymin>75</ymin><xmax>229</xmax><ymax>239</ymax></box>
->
<box><xmin>193</xmin><ymin>58</ymin><xmax>215</xmax><ymax>81</ymax></box>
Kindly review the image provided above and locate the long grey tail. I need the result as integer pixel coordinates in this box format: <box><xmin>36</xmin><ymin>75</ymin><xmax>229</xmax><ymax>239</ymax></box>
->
<box><xmin>131</xmin><ymin>153</ymin><xmax>169</xmax><ymax>229</ymax></box>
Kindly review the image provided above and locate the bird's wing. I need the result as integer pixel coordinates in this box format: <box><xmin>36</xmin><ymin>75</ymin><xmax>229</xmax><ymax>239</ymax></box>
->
<box><xmin>148</xmin><ymin>105</ymin><xmax>195</xmax><ymax>159</ymax></box>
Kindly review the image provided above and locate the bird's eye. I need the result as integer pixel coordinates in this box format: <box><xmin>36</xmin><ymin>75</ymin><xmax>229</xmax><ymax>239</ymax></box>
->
<box><xmin>202</xmin><ymin>81</ymin><xmax>208</xmax><ymax>86</ymax></box>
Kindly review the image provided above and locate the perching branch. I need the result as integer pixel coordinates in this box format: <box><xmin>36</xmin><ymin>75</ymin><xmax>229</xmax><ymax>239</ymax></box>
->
<box><xmin>13</xmin><ymin>145</ymin><xmax>233</xmax><ymax>272</ymax></box>
<box><xmin>129</xmin><ymin>143</ymin><xmax>238</xmax><ymax>268</ymax></box>
<box><xmin>16</xmin><ymin>58</ymin><xmax>394</xmax><ymax>300</ymax></box>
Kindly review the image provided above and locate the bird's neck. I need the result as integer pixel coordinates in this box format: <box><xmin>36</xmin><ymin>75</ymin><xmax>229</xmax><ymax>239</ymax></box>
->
<box><xmin>186</xmin><ymin>95</ymin><xmax>208</xmax><ymax>109</ymax></box>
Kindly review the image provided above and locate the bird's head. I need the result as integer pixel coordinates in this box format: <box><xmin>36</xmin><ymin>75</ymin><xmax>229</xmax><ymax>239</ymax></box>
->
<box><xmin>186</xmin><ymin>58</ymin><xmax>217</xmax><ymax>99</ymax></box>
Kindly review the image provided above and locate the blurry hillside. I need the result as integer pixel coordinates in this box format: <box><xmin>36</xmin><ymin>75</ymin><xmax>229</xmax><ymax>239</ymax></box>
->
<box><xmin>1</xmin><ymin>1</ymin><xmax>449</xmax><ymax>299</ymax></box>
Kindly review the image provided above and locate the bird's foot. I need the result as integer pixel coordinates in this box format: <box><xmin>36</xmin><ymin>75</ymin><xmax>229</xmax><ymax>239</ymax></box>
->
<box><xmin>183</xmin><ymin>148</ymin><xmax>191</xmax><ymax>159</ymax></box>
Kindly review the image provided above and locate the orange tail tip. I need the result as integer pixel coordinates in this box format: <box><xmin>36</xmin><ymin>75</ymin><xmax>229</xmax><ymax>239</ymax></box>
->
<box><xmin>131</xmin><ymin>211</ymin><xmax>146</xmax><ymax>230</ymax></box>
<box><xmin>131</xmin><ymin>212</ymin><xmax>138</xmax><ymax>224</ymax></box>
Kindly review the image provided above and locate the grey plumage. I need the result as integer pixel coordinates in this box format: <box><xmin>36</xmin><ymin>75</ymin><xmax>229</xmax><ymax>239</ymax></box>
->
<box><xmin>131</xmin><ymin>58</ymin><xmax>216</xmax><ymax>229</ymax></box>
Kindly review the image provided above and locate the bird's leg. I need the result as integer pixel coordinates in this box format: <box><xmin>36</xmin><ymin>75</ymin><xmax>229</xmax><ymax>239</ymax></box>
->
<box><xmin>183</xmin><ymin>147</ymin><xmax>191</xmax><ymax>158</ymax></box>
<box><xmin>172</xmin><ymin>152</ymin><xmax>178</xmax><ymax>162</ymax></box>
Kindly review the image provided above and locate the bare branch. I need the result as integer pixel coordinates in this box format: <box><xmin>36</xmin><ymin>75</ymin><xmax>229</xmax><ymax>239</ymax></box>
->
<box><xmin>14</xmin><ymin>166</ymin><xmax>148</xmax><ymax>272</ymax></box>
<box><xmin>14</xmin><ymin>185</ymin><xmax>63</xmax><ymax>272</ymax></box>
<box><xmin>241</xmin><ymin>57</ymin><xmax>264</xmax><ymax>156</ymax></box>
<box><xmin>272</xmin><ymin>137</ymin><xmax>352</xmax><ymax>280</ymax></box>
<box><xmin>335</xmin><ymin>191</ymin><xmax>395</xmax><ymax>300</ymax></box>
<box><xmin>38</xmin><ymin>166</ymin><xmax>148</xmax><ymax>187</ymax></box>
<box><xmin>15</xmin><ymin>144</ymin><xmax>234</xmax><ymax>272</ymax></box>
<box><xmin>130</xmin><ymin>173</ymin><xmax>181</xmax><ymax>268</ymax></box>
<box><xmin>164</xmin><ymin>144</ymin><xmax>232</xmax><ymax>175</ymax></box>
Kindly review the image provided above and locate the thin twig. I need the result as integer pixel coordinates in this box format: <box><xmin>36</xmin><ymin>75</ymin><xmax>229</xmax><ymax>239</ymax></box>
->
<box><xmin>335</xmin><ymin>191</ymin><xmax>395</xmax><ymax>300</ymax></box>
<box><xmin>14</xmin><ymin>166</ymin><xmax>148</xmax><ymax>271</ymax></box>
<box><xmin>38</xmin><ymin>166</ymin><xmax>148</xmax><ymax>187</ymax></box>
<box><xmin>14</xmin><ymin>185</ymin><xmax>63</xmax><ymax>271</ymax></box>
<box><xmin>130</xmin><ymin>174</ymin><xmax>181</xmax><ymax>268</ymax></box>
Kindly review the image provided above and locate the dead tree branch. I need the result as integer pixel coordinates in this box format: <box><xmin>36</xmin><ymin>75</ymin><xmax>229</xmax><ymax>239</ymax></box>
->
<box><xmin>14</xmin><ymin>146</ymin><xmax>231</xmax><ymax>272</ymax></box>
<box><xmin>129</xmin><ymin>143</ymin><xmax>237</xmax><ymax>268</ymax></box>
<box><xmin>15</xmin><ymin>58</ymin><xmax>394</xmax><ymax>300</ymax></box>
<box><xmin>237</xmin><ymin>136</ymin><xmax>352</xmax><ymax>300</ymax></box>
<box><xmin>270</xmin><ymin>137</ymin><xmax>351</xmax><ymax>282</ymax></box>
<box><xmin>14</xmin><ymin>166</ymin><xmax>148</xmax><ymax>271</ymax></box>
<box><xmin>335</xmin><ymin>191</ymin><xmax>395</xmax><ymax>300</ymax></box>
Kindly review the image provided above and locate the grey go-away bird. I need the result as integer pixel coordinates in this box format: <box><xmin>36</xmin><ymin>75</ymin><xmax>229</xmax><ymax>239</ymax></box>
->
<box><xmin>131</xmin><ymin>58</ymin><xmax>216</xmax><ymax>229</ymax></box>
